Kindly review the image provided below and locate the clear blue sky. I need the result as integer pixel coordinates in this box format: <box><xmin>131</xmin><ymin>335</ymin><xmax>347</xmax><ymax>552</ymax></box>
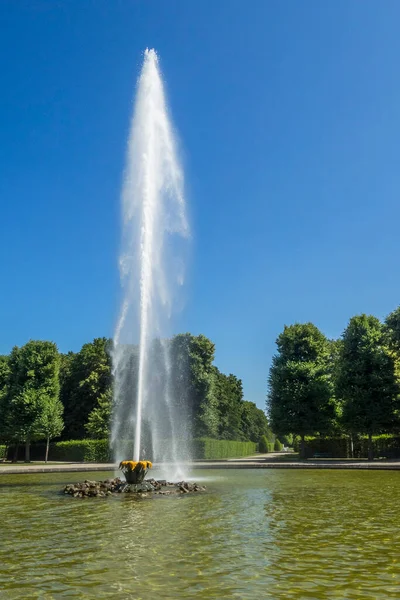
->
<box><xmin>1</xmin><ymin>1</ymin><xmax>400</xmax><ymax>409</ymax></box>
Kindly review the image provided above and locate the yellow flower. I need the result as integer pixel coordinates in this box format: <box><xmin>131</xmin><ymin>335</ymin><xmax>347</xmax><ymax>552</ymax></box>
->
<box><xmin>119</xmin><ymin>460</ymin><xmax>152</xmax><ymax>471</ymax></box>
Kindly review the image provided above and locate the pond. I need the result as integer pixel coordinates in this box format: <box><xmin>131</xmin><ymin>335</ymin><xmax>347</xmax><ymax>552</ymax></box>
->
<box><xmin>0</xmin><ymin>468</ymin><xmax>399</xmax><ymax>598</ymax></box>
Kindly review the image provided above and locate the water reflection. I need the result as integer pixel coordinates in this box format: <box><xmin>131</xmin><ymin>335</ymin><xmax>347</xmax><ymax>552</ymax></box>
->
<box><xmin>0</xmin><ymin>470</ymin><xmax>399</xmax><ymax>598</ymax></box>
<box><xmin>263</xmin><ymin>471</ymin><xmax>400</xmax><ymax>598</ymax></box>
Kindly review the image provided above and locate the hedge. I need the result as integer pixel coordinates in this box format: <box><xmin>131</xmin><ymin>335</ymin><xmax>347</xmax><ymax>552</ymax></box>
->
<box><xmin>51</xmin><ymin>440</ymin><xmax>112</xmax><ymax>462</ymax></box>
<box><xmin>6</xmin><ymin>438</ymin><xmax>257</xmax><ymax>462</ymax></box>
<box><xmin>7</xmin><ymin>440</ymin><xmax>112</xmax><ymax>463</ymax></box>
<box><xmin>193</xmin><ymin>439</ymin><xmax>256</xmax><ymax>460</ymax></box>
<box><xmin>0</xmin><ymin>445</ymin><xmax>6</xmax><ymax>461</ymax></box>
<box><xmin>258</xmin><ymin>435</ymin><xmax>269</xmax><ymax>453</ymax></box>
<box><xmin>293</xmin><ymin>435</ymin><xmax>400</xmax><ymax>459</ymax></box>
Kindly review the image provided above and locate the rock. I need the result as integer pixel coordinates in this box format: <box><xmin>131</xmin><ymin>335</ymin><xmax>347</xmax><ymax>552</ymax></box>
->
<box><xmin>62</xmin><ymin>477</ymin><xmax>205</xmax><ymax>498</ymax></box>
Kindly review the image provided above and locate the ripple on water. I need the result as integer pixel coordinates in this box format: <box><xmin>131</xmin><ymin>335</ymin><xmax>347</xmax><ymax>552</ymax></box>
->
<box><xmin>0</xmin><ymin>469</ymin><xmax>399</xmax><ymax>598</ymax></box>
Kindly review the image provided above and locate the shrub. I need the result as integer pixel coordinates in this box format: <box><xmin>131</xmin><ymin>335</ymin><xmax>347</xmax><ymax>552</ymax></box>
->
<box><xmin>280</xmin><ymin>434</ymin><xmax>293</xmax><ymax>448</ymax></box>
<box><xmin>274</xmin><ymin>439</ymin><xmax>283</xmax><ymax>451</ymax></box>
<box><xmin>192</xmin><ymin>439</ymin><xmax>256</xmax><ymax>460</ymax></box>
<box><xmin>258</xmin><ymin>435</ymin><xmax>269</xmax><ymax>453</ymax></box>
<box><xmin>51</xmin><ymin>440</ymin><xmax>112</xmax><ymax>462</ymax></box>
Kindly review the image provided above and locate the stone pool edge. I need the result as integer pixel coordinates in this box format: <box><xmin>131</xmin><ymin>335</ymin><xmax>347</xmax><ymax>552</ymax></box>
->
<box><xmin>1</xmin><ymin>460</ymin><xmax>400</xmax><ymax>474</ymax></box>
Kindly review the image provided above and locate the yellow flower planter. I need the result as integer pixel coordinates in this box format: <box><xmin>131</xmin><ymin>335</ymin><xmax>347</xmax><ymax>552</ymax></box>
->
<box><xmin>119</xmin><ymin>460</ymin><xmax>153</xmax><ymax>484</ymax></box>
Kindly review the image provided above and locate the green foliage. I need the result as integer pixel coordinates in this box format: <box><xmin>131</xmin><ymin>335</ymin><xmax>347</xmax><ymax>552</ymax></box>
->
<box><xmin>51</xmin><ymin>439</ymin><xmax>111</xmax><ymax>462</ymax></box>
<box><xmin>183</xmin><ymin>334</ymin><xmax>219</xmax><ymax>438</ymax></box>
<box><xmin>37</xmin><ymin>438</ymin><xmax>256</xmax><ymax>462</ymax></box>
<box><xmin>7</xmin><ymin>341</ymin><xmax>61</xmax><ymax>457</ymax></box>
<box><xmin>280</xmin><ymin>434</ymin><xmax>294</xmax><ymax>448</ymax></box>
<box><xmin>213</xmin><ymin>368</ymin><xmax>244</xmax><ymax>440</ymax></box>
<box><xmin>0</xmin><ymin>445</ymin><xmax>6</xmax><ymax>460</ymax></box>
<box><xmin>258</xmin><ymin>435</ymin><xmax>269</xmax><ymax>453</ymax></box>
<box><xmin>0</xmin><ymin>332</ymin><xmax>269</xmax><ymax>449</ymax></box>
<box><xmin>274</xmin><ymin>439</ymin><xmax>283</xmax><ymax>451</ymax></box>
<box><xmin>192</xmin><ymin>438</ymin><xmax>256</xmax><ymax>459</ymax></box>
<box><xmin>336</xmin><ymin>315</ymin><xmax>400</xmax><ymax>445</ymax></box>
<box><xmin>241</xmin><ymin>401</ymin><xmax>272</xmax><ymax>443</ymax></box>
<box><xmin>385</xmin><ymin>306</ymin><xmax>400</xmax><ymax>351</ymax></box>
<box><xmin>60</xmin><ymin>338</ymin><xmax>112</xmax><ymax>439</ymax></box>
<box><xmin>267</xmin><ymin>324</ymin><xmax>336</xmax><ymax>447</ymax></box>
<box><xmin>0</xmin><ymin>355</ymin><xmax>11</xmax><ymax>443</ymax></box>
<box><xmin>86</xmin><ymin>389</ymin><xmax>112</xmax><ymax>439</ymax></box>
<box><xmin>299</xmin><ymin>434</ymin><xmax>400</xmax><ymax>459</ymax></box>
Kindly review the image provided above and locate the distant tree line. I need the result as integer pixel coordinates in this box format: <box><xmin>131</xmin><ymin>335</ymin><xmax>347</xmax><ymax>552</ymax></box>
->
<box><xmin>0</xmin><ymin>333</ymin><xmax>272</xmax><ymax>461</ymax></box>
<box><xmin>267</xmin><ymin>306</ymin><xmax>400</xmax><ymax>460</ymax></box>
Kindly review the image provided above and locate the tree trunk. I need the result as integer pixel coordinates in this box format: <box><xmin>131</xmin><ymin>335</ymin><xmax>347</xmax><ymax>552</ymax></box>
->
<box><xmin>349</xmin><ymin>434</ymin><xmax>354</xmax><ymax>459</ymax></box>
<box><xmin>12</xmin><ymin>443</ymin><xmax>19</xmax><ymax>463</ymax></box>
<box><xmin>299</xmin><ymin>434</ymin><xmax>306</xmax><ymax>459</ymax></box>
<box><xmin>25</xmin><ymin>438</ymin><xmax>30</xmax><ymax>463</ymax></box>
<box><xmin>368</xmin><ymin>432</ymin><xmax>373</xmax><ymax>462</ymax></box>
<box><xmin>45</xmin><ymin>436</ymin><xmax>50</xmax><ymax>464</ymax></box>
<box><xmin>1</xmin><ymin>444</ymin><xmax>8</xmax><ymax>462</ymax></box>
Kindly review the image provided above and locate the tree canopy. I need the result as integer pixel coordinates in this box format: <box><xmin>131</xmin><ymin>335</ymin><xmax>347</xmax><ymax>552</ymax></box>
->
<box><xmin>336</xmin><ymin>315</ymin><xmax>400</xmax><ymax>459</ymax></box>
<box><xmin>267</xmin><ymin>323</ymin><xmax>335</xmax><ymax>456</ymax></box>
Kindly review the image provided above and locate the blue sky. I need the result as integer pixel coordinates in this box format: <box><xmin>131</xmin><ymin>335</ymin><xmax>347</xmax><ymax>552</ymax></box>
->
<box><xmin>1</xmin><ymin>1</ymin><xmax>400</xmax><ymax>409</ymax></box>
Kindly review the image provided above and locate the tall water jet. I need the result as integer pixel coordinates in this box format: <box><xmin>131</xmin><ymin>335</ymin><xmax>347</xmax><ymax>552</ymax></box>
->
<box><xmin>111</xmin><ymin>49</ymin><xmax>190</xmax><ymax>476</ymax></box>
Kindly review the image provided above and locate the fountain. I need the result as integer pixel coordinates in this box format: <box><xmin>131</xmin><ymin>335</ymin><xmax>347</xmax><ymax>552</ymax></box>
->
<box><xmin>111</xmin><ymin>48</ymin><xmax>191</xmax><ymax>481</ymax></box>
<box><xmin>62</xmin><ymin>50</ymin><xmax>202</xmax><ymax>499</ymax></box>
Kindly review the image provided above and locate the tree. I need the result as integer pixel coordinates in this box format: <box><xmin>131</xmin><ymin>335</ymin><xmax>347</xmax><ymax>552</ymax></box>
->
<box><xmin>241</xmin><ymin>401</ymin><xmax>272</xmax><ymax>443</ymax></box>
<box><xmin>213</xmin><ymin>369</ymin><xmax>244</xmax><ymax>440</ymax></box>
<box><xmin>36</xmin><ymin>394</ymin><xmax>64</xmax><ymax>462</ymax></box>
<box><xmin>7</xmin><ymin>341</ymin><xmax>60</xmax><ymax>461</ymax></box>
<box><xmin>169</xmin><ymin>333</ymin><xmax>219</xmax><ymax>438</ymax></box>
<box><xmin>385</xmin><ymin>306</ymin><xmax>400</xmax><ymax>352</ymax></box>
<box><xmin>0</xmin><ymin>355</ymin><xmax>11</xmax><ymax>452</ymax></box>
<box><xmin>336</xmin><ymin>315</ymin><xmax>400</xmax><ymax>460</ymax></box>
<box><xmin>267</xmin><ymin>323</ymin><xmax>335</xmax><ymax>457</ymax></box>
<box><xmin>60</xmin><ymin>338</ymin><xmax>112</xmax><ymax>439</ymax></box>
<box><xmin>86</xmin><ymin>389</ymin><xmax>112</xmax><ymax>439</ymax></box>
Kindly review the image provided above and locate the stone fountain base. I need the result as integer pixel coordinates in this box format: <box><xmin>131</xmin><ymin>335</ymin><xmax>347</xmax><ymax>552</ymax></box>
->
<box><xmin>63</xmin><ymin>478</ymin><xmax>206</xmax><ymax>498</ymax></box>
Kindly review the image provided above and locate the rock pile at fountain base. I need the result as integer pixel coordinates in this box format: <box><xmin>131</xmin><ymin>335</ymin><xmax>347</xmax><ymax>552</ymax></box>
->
<box><xmin>63</xmin><ymin>478</ymin><xmax>206</xmax><ymax>498</ymax></box>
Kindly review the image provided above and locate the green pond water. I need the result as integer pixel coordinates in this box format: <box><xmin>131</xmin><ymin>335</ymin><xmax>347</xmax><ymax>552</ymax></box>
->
<box><xmin>0</xmin><ymin>468</ymin><xmax>399</xmax><ymax>599</ymax></box>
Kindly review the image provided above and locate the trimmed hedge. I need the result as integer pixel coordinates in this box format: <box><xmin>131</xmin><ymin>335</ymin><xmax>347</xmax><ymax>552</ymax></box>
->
<box><xmin>6</xmin><ymin>438</ymin><xmax>258</xmax><ymax>463</ymax></box>
<box><xmin>296</xmin><ymin>435</ymin><xmax>400</xmax><ymax>459</ymax></box>
<box><xmin>6</xmin><ymin>440</ymin><xmax>112</xmax><ymax>463</ymax></box>
<box><xmin>51</xmin><ymin>440</ymin><xmax>112</xmax><ymax>462</ymax></box>
<box><xmin>274</xmin><ymin>439</ymin><xmax>283</xmax><ymax>451</ymax></box>
<box><xmin>259</xmin><ymin>435</ymin><xmax>269</xmax><ymax>453</ymax></box>
<box><xmin>193</xmin><ymin>439</ymin><xmax>257</xmax><ymax>460</ymax></box>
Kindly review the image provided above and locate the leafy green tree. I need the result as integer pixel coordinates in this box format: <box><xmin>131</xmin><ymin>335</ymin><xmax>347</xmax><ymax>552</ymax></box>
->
<box><xmin>170</xmin><ymin>333</ymin><xmax>219</xmax><ymax>438</ymax></box>
<box><xmin>267</xmin><ymin>323</ymin><xmax>336</xmax><ymax>458</ymax></box>
<box><xmin>60</xmin><ymin>338</ymin><xmax>112</xmax><ymax>439</ymax></box>
<box><xmin>86</xmin><ymin>389</ymin><xmax>112</xmax><ymax>439</ymax></box>
<box><xmin>336</xmin><ymin>315</ymin><xmax>400</xmax><ymax>460</ymax></box>
<box><xmin>36</xmin><ymin>394</ymin><xmax>64</xmax><ymax>462</ymax></box>
<box><xmin>0</xmin><ymin>355</ymin><xmax>12</xmax><ymax>451</ymax></box>
<box><xmin>241</xmin><ymin>401</ymin><xmax>272</xmax><ymax>443</ymax></box>
<box><xmin>7</xmin><ymin>341</ymin><xmax>60</xmax><ymax>461</ymax></box>
<box><xmin>385</xmin><ymin>306</ymin><xmax>400</xmax><ymax>352</ymax></box>
<box><xmin>213</xmin><ymin>368</ymin><xmax>244</xmax><ymax>440</ymax></box>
